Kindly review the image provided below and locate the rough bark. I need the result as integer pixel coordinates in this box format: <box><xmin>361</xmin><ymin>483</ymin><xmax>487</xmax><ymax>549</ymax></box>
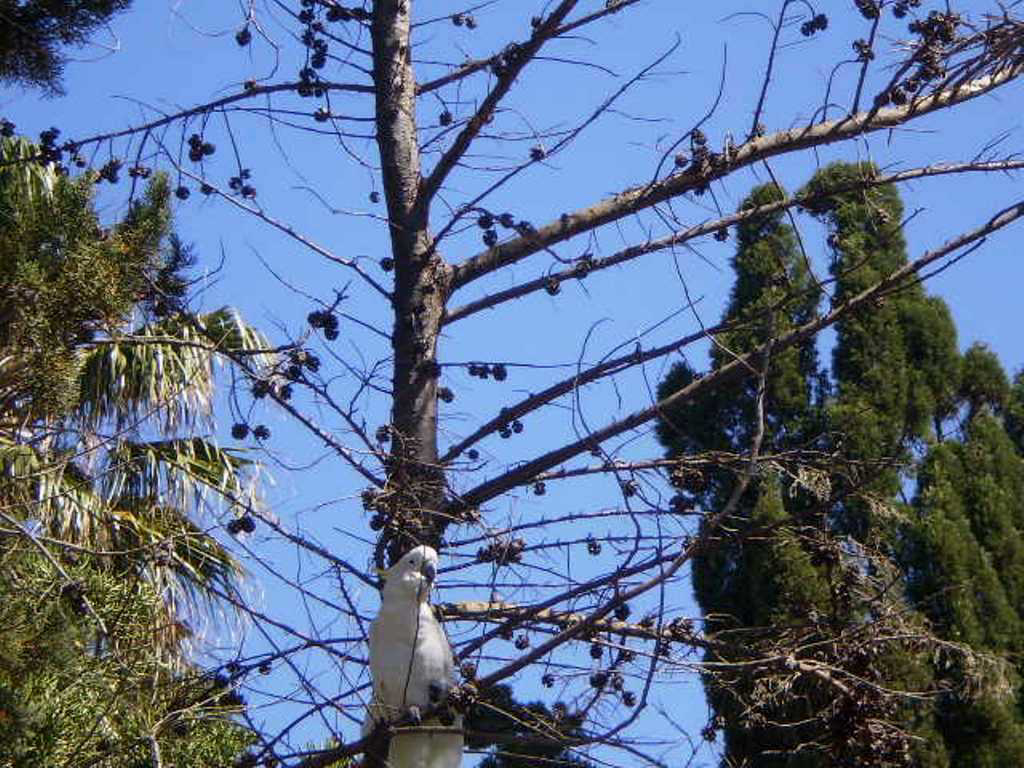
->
<box><xmin>372</xmin><ymin>0</ymin><xmax>451</xmax><ymax>567</ymax></box>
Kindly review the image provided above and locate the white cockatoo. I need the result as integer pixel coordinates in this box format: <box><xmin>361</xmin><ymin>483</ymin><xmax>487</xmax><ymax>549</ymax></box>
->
<box><xmin>364</xmin><ymin>545</ymin><xmax>463</xmax><ymax>768</ymax></box>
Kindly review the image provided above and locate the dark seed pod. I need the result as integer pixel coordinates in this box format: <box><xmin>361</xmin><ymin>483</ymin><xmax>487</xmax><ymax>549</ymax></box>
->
<box><xmin>590</xmin><ymin>643</ymin><xmax>603</xmax><ymax>660</ymax></box>
<box><xmin>541</xmin><ymin>673</ymin><xmax>554</xmax><ymax>688</ymax></box>
<box><xmin>231</xmin><ymin>423</ymin><xmax>250</xmax><ymax>440</ymax></box>
<box><xmin>622</xmin><ymin>690</ymin><xmax>636</xmax><ymax>707</ymax></box>
<box><xmin>253</xmin><ymin>424</ymin><xmax>270</xmax><ymax>440</ymax></box>
<box><xmin>235</xmin><ymin>27</ymin><xmax>252</xmax><ymax>46</ymax></box>
<box><xmin>491</xmin><ymin>364</ymin><xmax>507</xmax><ymax>381</ymax></box>
<box><xmin>466</xmin><ymin>448</ymin><xmax>479</xmax><ymax>461</ymax></box>
<box><xmin>439</xmin><ymin>110</ymin><xmax>453</xmax><ymax>126</ymax></box>
<box><xmin>477</xmin><ymin>212</ymin><xmax>494</xmax><ymax>229</ymax></box>
<box><xmin>589</xmin><ymin>671</ymin><xmax>607</xmax><ymax>690</ymax></box>
<box><xmin>515</xmin><ymin>634</ymin><xmax>530</xmax><ymax>650</ymax></box>
<box><xmin>482</xmin><ymin>229</ymin><xmax>498</xmax><ymax>247</ymax></box>
<box><xmin>587</xmin><ymin>538</ymin><xmax>602</xmax><ymax>556</ymax></box>
<box><xmin>175</xmin><ymin>185</ymin><xmax>190</xmax><ymax>200</ymax></box>
<box><xmin>533</xmin><ymin>481</ymin><xmax>546</xmax><ymax>496</ymax></box>
<box><xmin>438</xmin><ymin>387</ymin><xmax>455</xmax><ymax>403</ymax></box>
<box><xmin>614</xmin><ymin>603</ymin><xmax>631</xmax><ymax>621</ymax></box>
<box><xmin>511</xmin><ymin>420</ymin><xmax>523</xmax><ymax>434</ymax></box>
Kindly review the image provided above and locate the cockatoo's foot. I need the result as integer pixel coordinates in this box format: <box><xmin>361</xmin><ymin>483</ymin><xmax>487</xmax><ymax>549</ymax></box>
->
<box><xmin>428</xmin><ymin>680</ymin><xmax>445</xmax><ymax>702</ymax></box>
<box><xmin>407</xmin><ymin>705</ymin><xmax>422</xmax><ymax>724</ymax></box>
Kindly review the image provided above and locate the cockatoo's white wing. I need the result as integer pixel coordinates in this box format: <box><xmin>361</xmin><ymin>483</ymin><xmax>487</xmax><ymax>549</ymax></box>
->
<box><xmin>365</xmin><ymin>545</ymin><xmax>463</xmax><ymax>768</ymax></box>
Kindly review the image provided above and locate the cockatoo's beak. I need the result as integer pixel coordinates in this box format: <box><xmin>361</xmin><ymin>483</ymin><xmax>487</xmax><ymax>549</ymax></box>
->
<box><xmin>421</xmin><ymin>562</ymin><xmax>436</xmax><ymax>584</ymax></box>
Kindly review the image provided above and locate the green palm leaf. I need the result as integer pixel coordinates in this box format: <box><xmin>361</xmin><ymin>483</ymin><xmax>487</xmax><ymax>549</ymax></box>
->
<box><xmin>0</xmin><ymin>434</ymin><xmax>252</xmax><ymax>660</ymax></box>
<box><xmin>76</xmin><ymin>307</ymin><xmax>273</xmax><ymax>433</ymax></box>
<box><xmin>75</xmin><ymin>309</ymin><xmax>272</xmax><ymax>436</ymax></box>
<box><xmin>0</xmin><ymin>136</ymin><xmax>57</xmax><ymax>208</ymax></box>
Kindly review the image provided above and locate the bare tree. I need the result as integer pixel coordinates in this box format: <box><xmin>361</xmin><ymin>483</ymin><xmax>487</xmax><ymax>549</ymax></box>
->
<box><xmin>7</xmin><ymin>1</ymin><xmax>1024</xmax><ymax>766</ymax></box>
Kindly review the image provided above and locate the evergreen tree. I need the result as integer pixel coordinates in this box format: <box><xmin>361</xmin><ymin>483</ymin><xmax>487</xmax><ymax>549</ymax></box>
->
<box><xmin>657</xmin><ymin>164</ymin><xmax>1024</xmax><ymax>766</ymax></box>
<box><xmin>803</xmin><ymin>163</ymin><xmax>960</xmax><ymax>516</ymax></box>
<box><xmin>905</xmin><ymin>346</ymin><xmax>1024</xmax><ymax>766</ymax></box>
<box><xmin>0</xmin><ymin>135</ymin><xmax>271</xmax><ymax>651</ymax></box>
<box><xmin>0</xmin><ymin>135</ymin><xmax>269</xmax><ymax>764</ymax></box>
<box><xmin>0</xmin><ymin>0</ymin><xmax>132</xmax><ymax>95</ymax></box>
<box><xmin>0</xmin><ymin>535</ymin><xmax>253</xmax><ymax>768</ymax></box>
<box><xmin>656</xmin><ymin>182</ymin><xmax>830</xmax><ymax>766</ymax></box>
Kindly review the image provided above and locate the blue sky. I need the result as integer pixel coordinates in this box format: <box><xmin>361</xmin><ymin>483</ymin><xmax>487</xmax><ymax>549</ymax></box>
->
<box><xmin>4</xmin><ymin>2</ymin><xmax>1024</xmax><ymax>766</ymax></box>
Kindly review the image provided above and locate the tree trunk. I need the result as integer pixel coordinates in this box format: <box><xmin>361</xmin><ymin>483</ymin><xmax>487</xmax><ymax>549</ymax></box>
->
<box><xmin>372</xmin><ymin>0</ymin><xmax>450</xmax><ymax>563</ymax></box>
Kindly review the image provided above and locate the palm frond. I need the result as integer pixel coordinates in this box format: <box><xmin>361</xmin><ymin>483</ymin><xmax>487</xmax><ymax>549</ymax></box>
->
<box><xmin>76</xmin><ymin>307</ymin><xmax>274</xmax><ymax>433</ymax></box>
<box><xmin>0</xmin><ymin>435</ymin><xmax>248</xmax><ymax>659</ymax></box>
<box><xmin>102</xmin><ymin>436</ymin><xmax>256</xmax><ymax>516</ymax></box>
<box><xmin>0</xmin><ymin>136</ymin><xmax>57</xmax><ymax>207</ymax></box>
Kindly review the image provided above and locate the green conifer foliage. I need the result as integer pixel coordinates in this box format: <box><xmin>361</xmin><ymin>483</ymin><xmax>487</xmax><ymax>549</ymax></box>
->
<box><xmin>0</xmin><ymin>137</ymin><xmax>267</xmax><ymax>765</ymax></box>
<box><xmin>804</xmin><ymin>163</ymin><xmax>960</xmax><ymax>502</ymax></box>
<box><xmin>656</xmin><ymin>183</ymin><xmax>830</xmax><ymax>766</ymax></box>
<box><xmin>658</xmin><ymin>164</ymin><xmax>1024</xmax><ymax>766</ymax></box>
<box><xmin>0</xmin><ymin>0</ymin><xmax>133</xmax><ymax>95</ymax></box>
<box><xmin>0</xmin><ymin>536</ymin><xmax>253</xmax><ymax>767</ymax></box>
<box><xmin>0</xmin><ymin>136</ymin><xmax>171</xmax><ymax>419</ymax></box>
<box><xmin>906</xmin><ymin>404</ymin><xmax>1024</xmax><ymax>765</ymax></box>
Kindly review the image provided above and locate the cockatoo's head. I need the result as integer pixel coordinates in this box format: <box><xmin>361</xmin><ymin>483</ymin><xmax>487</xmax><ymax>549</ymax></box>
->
<box><xmin>378</xmin><ymin>545</ymin><xmax>439</xmax><ymax>602</ymax></box>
